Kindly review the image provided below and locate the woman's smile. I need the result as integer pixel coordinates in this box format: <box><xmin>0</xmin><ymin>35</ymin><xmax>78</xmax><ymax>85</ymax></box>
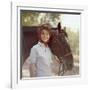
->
<box><xmin>41</xmin><ymin>29</ymin><xmax>50</xmax><ymax>43</ymax></box>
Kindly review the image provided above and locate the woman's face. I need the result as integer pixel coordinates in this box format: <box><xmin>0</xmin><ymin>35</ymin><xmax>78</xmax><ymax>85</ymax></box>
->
<box><xmin>40</xmin><ymin>29</ymin><xmax>50</xmax><ymax>43</ymax></box>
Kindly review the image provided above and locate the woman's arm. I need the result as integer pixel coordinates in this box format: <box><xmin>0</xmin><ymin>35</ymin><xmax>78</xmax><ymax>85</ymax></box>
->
<box><xmin>29</xmin><ymin>63</ymin><xmax>37</xmax><ymax>77</ymax></box>
<box><xmin>51</xmin><ymin>55</ymin><xmax>60</xmax><ymax>75</ymax></box>
<box><xmin>29</xmin><ymin>47</ymin><xmax>37</xmax><ymax>77</ymax></box>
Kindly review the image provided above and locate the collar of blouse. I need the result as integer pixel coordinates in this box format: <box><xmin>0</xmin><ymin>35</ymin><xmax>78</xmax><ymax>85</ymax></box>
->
<box><xmin>38</xmin><ymin>41</ymin><xmax>49</xmax><ymax>48</ymax></box>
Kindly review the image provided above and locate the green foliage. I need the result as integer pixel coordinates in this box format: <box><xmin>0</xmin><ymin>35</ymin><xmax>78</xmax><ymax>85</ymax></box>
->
<box><xmin>21</xmin><ymin>11</ymin><xmax>40</xmax><ymax>26</ymax></box>
<box><xmin>21</xmin><ymin>11</ymin><xmax>60</xmax><ymax>26</ymax></box>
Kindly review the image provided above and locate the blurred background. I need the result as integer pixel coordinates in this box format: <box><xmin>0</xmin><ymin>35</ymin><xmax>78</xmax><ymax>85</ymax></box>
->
<box><xmin>21</xmin><ymin>10</ymin><xmax>80</xmax><ymax>78</ymax></box>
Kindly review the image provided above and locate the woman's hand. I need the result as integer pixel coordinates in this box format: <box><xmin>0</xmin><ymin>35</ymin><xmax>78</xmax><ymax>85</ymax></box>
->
<box><xmin>51</xmin><ymin>55</ymin><xmax>60</xmax><ymax>75</ymax></box>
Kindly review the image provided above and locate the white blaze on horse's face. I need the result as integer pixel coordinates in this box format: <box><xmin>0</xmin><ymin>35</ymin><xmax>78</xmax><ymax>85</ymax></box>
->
<box><xmin>40</xmin><ymin>29</ymin><xmax>50</xmax><ymax>43</ymax></box>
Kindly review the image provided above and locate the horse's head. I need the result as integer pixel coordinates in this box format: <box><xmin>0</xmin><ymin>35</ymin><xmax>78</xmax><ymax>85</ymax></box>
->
<box><xmin>48</xmin><ymin>22</ymin><xmax>73</xmax><ymax>70</ymax></box>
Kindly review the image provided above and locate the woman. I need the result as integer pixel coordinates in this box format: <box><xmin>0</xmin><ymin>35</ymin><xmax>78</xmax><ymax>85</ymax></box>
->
<box><xmin>29</xmin><ymin>24</ymin><xmax>59</xmax><ymax>77</ymax></box>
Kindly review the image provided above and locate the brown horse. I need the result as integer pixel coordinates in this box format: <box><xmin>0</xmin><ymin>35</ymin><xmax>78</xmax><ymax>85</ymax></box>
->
<box><xmin>22</xmin><ymin>22</ymin><xmax>73</xmax><ymax>76</ymax></box>
<box><xmin>48</xmin><ymin>22</ymin><xmax>73</xmax><ymax>75</ymax></box>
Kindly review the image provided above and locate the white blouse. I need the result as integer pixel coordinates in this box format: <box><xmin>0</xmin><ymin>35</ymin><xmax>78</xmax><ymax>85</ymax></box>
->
<box><xmin>29</xmin><ymin>41</ymin><xmax>55</xmax><ymax>77</ymax></box>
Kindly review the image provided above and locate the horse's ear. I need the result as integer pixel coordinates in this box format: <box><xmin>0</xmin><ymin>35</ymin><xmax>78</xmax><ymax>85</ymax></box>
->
<box><xmin>57</xmin><ymin>22</ymin><xmax>61</xmax><ymax>33</ymax></box>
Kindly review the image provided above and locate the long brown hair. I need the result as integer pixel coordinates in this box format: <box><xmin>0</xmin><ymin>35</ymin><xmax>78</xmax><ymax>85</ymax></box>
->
<box><xmin>37</xmin><ymin>24</ymin><xmax>52</xmax><ymax>42</ymax></box>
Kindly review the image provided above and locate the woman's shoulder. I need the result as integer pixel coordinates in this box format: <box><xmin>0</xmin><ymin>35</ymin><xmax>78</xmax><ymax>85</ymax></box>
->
<box><xmin>31</xmin><ymin>43</ymin><xmax>39</xmax><ymax>51</ymax></box>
